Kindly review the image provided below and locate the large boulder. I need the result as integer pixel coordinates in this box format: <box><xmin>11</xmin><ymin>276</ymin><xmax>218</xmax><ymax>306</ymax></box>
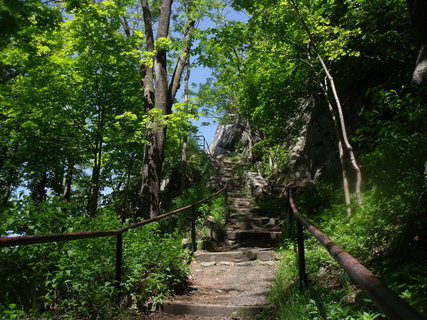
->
<box><xmin>208</xmin><ymin>119</ymin><xmax>243</xmax><ymax>155</ymax></box>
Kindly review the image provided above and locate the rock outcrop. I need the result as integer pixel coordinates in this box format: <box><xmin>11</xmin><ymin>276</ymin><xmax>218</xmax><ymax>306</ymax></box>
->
<box><xmin>208</xmin><ymin>119</ymin><xmax>243</xmax><ymax>156</ymax></box>
<box><xmin>208</xmin><ymin>98</ymin><xmax>346</xmax><ymax>188</ymax></box>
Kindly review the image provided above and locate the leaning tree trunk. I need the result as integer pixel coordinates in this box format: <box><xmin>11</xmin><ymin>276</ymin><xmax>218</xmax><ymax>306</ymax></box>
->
<box><xmin>180</xmin><ymin>63</ymin><xmax>191</xmax><ymax>193</ymax></box>
<box><xmin>320</xmin><ymin>81</ymin><xmax>352</xmax><ymax>215</ymax></box>
<box><xmin>317</xmin><ymin>54</ymin><xmax>363</xmax><ymax>207</ymax></box>
<box><xmin>407</xmin><ymin>0</ymin><xmax>427</xmax><ymax>85</ymax></box>
<box><xmin>290</xmin><ymin>0</ymin><xmax>363</xmax><ymax>210</ymax></box>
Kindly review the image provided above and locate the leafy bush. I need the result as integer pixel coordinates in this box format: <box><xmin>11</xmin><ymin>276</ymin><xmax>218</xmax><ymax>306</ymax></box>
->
<box><xmin>0</xmin><ymin>199</ymin><xmax>190</xmax><ymax>319</ymax></box>
<box><xmin>268</xmin><ymin>247</ymin><xmax>383</xmax><ymax>320</ymax></box>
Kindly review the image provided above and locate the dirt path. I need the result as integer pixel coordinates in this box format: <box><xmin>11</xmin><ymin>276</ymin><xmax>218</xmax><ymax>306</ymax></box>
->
<box><xmin>172</xmin><ymin>259</ymin><xmax>276</xmax><ymax>306</ymax></box>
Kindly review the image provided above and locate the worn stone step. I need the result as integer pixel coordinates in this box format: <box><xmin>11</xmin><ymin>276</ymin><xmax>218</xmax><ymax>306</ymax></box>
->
<box><xmin>161</xmin><ymin>302</ymin><xmax>263</xmax><ymax>318</ymax></box>
<box><xmin>231</xmin><ymin>207</ymin><xmax>253</xmax><ymax>215</ymax></box>
<box><xmin>195</xmin><ymin>248</ymin><xmax>275</xmax><ymax>263</ymax></box>
<box><xmin>225</xmin><ymin>218</ymin><xmax>281</xmax><ymax>232</ymax></box>
<box><xmin>229</xmin><ymin>213</ymin><xmax>254</xmax><ymax>221</ymax></box>
<box><xmin>228</xmin><ymin>192</ymin><xmax>247</xmax><ymax>198</ymax></box>
<box><xmin>228</xmin><ymin>197</ymin><xmax>252</xmax><ymax>202</ymax></box>
<box><xmin>225</xmin><ymin>230</ymin><xmax>282</xmax><ymax>242</ymax></box>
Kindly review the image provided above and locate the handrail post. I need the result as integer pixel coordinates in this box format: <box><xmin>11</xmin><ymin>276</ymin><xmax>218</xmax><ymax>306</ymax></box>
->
<box><xmin>114</xmin><ymin>233</ymin><xmax>123</xmax><ymax>303</ymax></box>
<box><xmin>296</xmin><ymin>219</ymin><xmax>308</xmax><ymax>287</ymax></box>
<box><xmin>224</xmin><ymin>188</ymin><xmax>229</xmax><ymax>223</ymax></box>
<box><xmin>191</xmin><ymin>206</ymin><xmax>197</xmax><ymax>253</ymax></box>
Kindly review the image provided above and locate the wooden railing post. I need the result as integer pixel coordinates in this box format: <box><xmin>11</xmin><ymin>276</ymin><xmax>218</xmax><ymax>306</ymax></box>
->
<box><xmin>191</xmin><ymin>206</ymin><xmax>197</xmax><ymax>253</ymax></box>
<box><xmin>114</xmin><ymin>233</ymin><xmax>123</xmax><ymax>303</ymax></box>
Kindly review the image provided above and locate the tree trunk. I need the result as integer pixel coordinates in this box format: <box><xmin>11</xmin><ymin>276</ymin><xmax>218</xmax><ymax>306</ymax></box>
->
<box><xmin>180</xmin><ymin>63</ymin><xmax>191</xmax><ymax>193</ymax></box>
<box><xmin>407</xmin><ymin>0</ymin><xmax>427</xmax><ymax>85</ymax></box>
<box><xmin>87</xmin><ymin>106</ymin><xmax>104</xmax><ymax>217</ymax></box>
<box><xmin>87</xmin><ymin>149</ymin><xmax>102</xmax><ymax>216</ymax></box>
<box><xmin>2</xmin><ymin>173</ymin><xmax>13</xmax><ymax>206</ymax></box>
<box><xmin>321</xmin><ymin>83</ymin><xmax>352</xmax><ymax>215</ymax></box>
<box><xmin>317</xmin><ymin>54</ymin><xmax>363</xmax><ymax>207</ymax></box>
<box><xmin>139</xmin><ymin>0</ymin><xmax>172</xmax><ymax>219</ymax></box>
<box><xmin>140</xmin><ymin>128</ymin><xmax>165</xmax><ymax>218</ymax></box>
<box><xmin>63</xmin><ymin>159</ymin><xmax>74</xmax><ymax>203</ymax></box>
<box><xmin>290</xmin><ymin>0</ymin><xmax>363</xmax><ymax>210</ymax></box>
<box><xmin>32</xmin><ymin>170</ymin><xmax>47</xmax><ymax>204</ymax></box>
<box><xmin>139</xmin><ymin>0</ymin><xmax>195</xmax><ymax>219</ymax></box>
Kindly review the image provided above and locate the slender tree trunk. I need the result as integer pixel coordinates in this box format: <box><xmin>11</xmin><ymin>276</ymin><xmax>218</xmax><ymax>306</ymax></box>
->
<box><xmin>2</xmin><ymin>173</ymin><xmax>13</xmax><ymax>206</ymax></box>
<box><xmin>290</xmin><ymin>0</ymin><xmax>363</xmax><ymax>209</ymax></box>
<box><xmin>0</xmin><ymin>147</ymin><xmax>6</xmax><ymax>171</ymax></box>
<box><xmin>87</xmin><ymin>106</ymin><xmax>104</xmax><ymax>217</ymax></box>
<box><xmin>317</xmin><ymin>55</ymin><xmax>363</xmax><ymax>206</ymax></box>
<box><xmin>118</xmin><ymin>154</ymin><xmax>135</xmax><ymax>220</ymax></box>
<box><xmin>32</xmin><ymin>170</ymin><xmax>47</xmax><ymax>204</ymax></box>
<box><xmin>180</xmin><ymin>63</ymin><xmax>191</xmax><ymax>193</ymax></box>
<box><xmin>63</xmin><ymin>159</ymin><xmax>74</xmax><ymax>203</ymax></box>
<box><xmin>407</xmin><ymin>0</ymin><xmax>427</xmax><ymax>85</ymax></box>
<box><xmin>52</xmin><ymin>166</ymin><xmax>65</xmax><ymax>197</ymax></box>
<box><xmin>320</xmin><ymin>82</ymin><xmax>352</xmax><ymax>214</ymax></box>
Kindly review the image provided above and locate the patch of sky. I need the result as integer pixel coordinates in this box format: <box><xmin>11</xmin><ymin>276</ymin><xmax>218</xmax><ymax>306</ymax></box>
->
<box><xmin>174</xmin><ymin>5</ymin><xmax>249</xmax><ymax>146</ymax></box>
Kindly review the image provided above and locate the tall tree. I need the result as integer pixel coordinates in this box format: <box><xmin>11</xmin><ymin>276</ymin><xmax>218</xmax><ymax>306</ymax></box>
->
<box><xmin>137</xmin><ymin>0</ymin><xmax>204</xmax><ymax>218</ymax></box>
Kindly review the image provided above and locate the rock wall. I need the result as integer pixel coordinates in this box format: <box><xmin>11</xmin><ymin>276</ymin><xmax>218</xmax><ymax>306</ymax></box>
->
<box><xmin>208</xmin><ymin>118</ymin><xmax>244</xmax><ymax>156</ymax></box>
<box><xmin>208</xmin><ymin>99</ymin><xmax>345</xmax><ymax>188</ymax></box>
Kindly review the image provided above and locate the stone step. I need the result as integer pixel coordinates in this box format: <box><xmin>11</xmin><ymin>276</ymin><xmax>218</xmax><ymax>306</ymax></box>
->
<box><xmin>229</xmin><ymin>213</ymin><xmax>256</xmax><ymax>221</ymax></box>
<box><xmin>231</xmin><ymin>207</ymin><xmax>253</xmax><ymax>215</ymax></box>
<box><xmin>225</xmin><ymin>217</ymin><xmax>281</xmax><ymax>231</ymax></box>
<box><xmin>225</xmin><ymin>230</ymin><xmax>282</xmax><ymax>242</ymax></box>
<box><xmin>162</xmin><ymin>302</ymin><xmax>263</xmax><ymax>319</ymax></box>
<box><xmin>195</xmin><ymin>248</ymin><xmax>275</xmax><ymax>263</ymax></box>
<box><xmin>228</xmin><ymin>192</ymin><xmax>247</xmax><ymax>198</ymax></box>
<box><xmin>228</xmin><ymin>198</ymin><xmax>252</xmax><ymax>204</ymax></box>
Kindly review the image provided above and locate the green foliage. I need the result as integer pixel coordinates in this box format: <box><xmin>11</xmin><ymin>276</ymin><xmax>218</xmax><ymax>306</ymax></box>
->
<box><xmin>0</xmin><ymin>201</ymin><xmax>190</xmax><ymax>319</ymax></box>
<box><xmin>271</xmin><ymin>84</ymin><xmax>427</xmax><ymax>318</ymax></box>
<box><xmin>269</xmin><ymin>247</ymin><xmax>382</xmax><ymax>320</ymax></box>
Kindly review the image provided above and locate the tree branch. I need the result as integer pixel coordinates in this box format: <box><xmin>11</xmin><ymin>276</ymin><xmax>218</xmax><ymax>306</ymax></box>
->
<box><xmin>168</xmin><ymin>18</ymin><xmax>196</xmax><ymax>109</ymax></box>
<box><xmin>140</xmin><ymin>0</ymin><xmax>156</xmax><ymax>111</ymax></box>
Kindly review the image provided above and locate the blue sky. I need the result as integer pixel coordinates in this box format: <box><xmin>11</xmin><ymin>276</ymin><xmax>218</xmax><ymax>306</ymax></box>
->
<box><xmin>184</xmin><ymin>6</ymin><xmax>249</xmax><ymax>145</ymax></box>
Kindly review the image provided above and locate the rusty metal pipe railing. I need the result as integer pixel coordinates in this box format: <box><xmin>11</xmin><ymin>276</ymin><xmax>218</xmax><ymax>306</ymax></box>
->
<box><xmin>0</xmin><ymin>187</ymin><xmax>225</xmax><ymax>248</ymax></box>
<box><xmin>0</xmin><ymin>186</ymin><xmax>227</xmax><ymax>304</ymax></box>
<box><xmin>288</xmin><ymin>192</ymin><xmax>425</xmax><ymax>320</ymax></box>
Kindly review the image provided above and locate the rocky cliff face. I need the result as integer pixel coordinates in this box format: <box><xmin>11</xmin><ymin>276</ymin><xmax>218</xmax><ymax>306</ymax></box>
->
<box><xmin>208</xmin><ymin>119</ymin><xmax>244</xmax><ymax>156</ymax></box>
<box><xmin>208</xmin><ymin>100</ymin><xmax>346</xmax><ymax>188</ymax></box>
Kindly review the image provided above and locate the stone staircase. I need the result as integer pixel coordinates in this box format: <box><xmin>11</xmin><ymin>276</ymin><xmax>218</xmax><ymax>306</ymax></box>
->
<box><xmin>156</xmin><ymin>155</ymin><xmax>282</xmax><ymax>319</ymax></box>
<box><xmin>213</xmin><ymin>156</ymin><xmax>282</xmax><ymax>248</ymax></box>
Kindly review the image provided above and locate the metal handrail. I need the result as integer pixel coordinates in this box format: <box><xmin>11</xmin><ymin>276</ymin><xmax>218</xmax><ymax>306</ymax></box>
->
<box><xmin>287</xmin><ymin>189</ymin><xmax>425</xmax><ymax>320</ymax></box>
<box><xmin>0</xmin><ymin>187</ymin><xmax>225</xmax><ymax>248</ymax></box>
<box><xmin>195</xmin><ymin>134</ymin><xmax>224</xmax><ymax>190</ymax></box>
<box><xmin>195</xmin><ymin>135</ymin><xmax>211</xmax><ymax>154</ymax></box>
<box><xmin>0</xmin><ymin>186</ymin><xmax>227</xmax><ymax>300</ymax></box>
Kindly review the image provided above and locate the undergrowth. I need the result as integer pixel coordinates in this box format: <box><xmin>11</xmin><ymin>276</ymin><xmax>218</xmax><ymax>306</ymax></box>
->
<box><xmin>0</xmin><ymin>199</ymin><xmax>191</xmax><ymax>319</ymax></box>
